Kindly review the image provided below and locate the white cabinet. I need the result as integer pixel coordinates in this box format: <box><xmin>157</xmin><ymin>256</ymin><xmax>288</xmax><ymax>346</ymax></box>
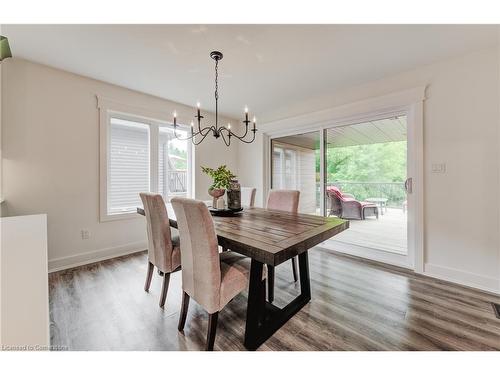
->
<box><xmin>1</xmin><ymin>214</ymin><xmax>49</xmax><ymax>349</ymax></box>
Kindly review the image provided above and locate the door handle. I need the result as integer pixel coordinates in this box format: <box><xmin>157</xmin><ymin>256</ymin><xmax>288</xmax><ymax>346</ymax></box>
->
<box><xmin>405</xmin><ymin>178</ymin><xmax>413</xmax><ymax>194</ymax></box>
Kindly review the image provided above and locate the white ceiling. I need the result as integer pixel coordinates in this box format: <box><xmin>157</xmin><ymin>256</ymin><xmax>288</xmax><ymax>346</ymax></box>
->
<box><xmin>3</xmin><ymin>25</ymin><xmax>498</xmax><ymax>121</ymax></box>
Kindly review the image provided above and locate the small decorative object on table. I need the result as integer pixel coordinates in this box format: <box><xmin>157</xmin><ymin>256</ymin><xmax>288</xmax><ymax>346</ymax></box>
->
<box><xmin>208</xmin><ymin>188</ymin><xmax>225</xmax><ymax>208</ymax></box>
<box><xmin>227</xmin><ymin>179</ymin><xmax>241</xmax><ymax>210</ymax></box>
<box><xmin>202</xmin><ymin>165</ymin><xmax>236</xmax><ymax>207</ymax></box>
<box><xmin>202</xmin><ymin>165</ymin><xmax>243</xmax><ymax>216</ymax></box>
<box><xmin>208</xmin><ymin>206</ymin><xmax>243</xmax><ymax>217</ymax></box>
<box><xmin>216</xmin><ymin>197</ymin><xmax>225</xmax><ymax>210</ymax></box>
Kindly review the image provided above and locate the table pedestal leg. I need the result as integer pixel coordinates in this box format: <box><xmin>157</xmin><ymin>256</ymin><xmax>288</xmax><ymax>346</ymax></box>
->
<box><xmin>244</xmin><ymin>252</ymin><xmax>311</xmax><ymax>350</ymax></box>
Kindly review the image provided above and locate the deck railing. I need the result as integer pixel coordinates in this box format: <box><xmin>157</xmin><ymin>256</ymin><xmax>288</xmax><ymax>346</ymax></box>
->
<box><xmin>168</xmin><ymin>170</ymin><xmax>187</xmax><ymax>193</ymax></box>
<box><xmin>326</xmin><ymin>181</ymin><xmax>406</xmax><ymax>207</ymax></box>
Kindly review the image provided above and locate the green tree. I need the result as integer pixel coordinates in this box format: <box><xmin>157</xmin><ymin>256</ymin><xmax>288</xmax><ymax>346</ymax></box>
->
<box><xmin>324</xmin><ymin>141</ymin><xmax>407</xmax><ymax>205</ymax></box>
<box><xmin>326</xmin><ymin>141</ymin><xmax>406</xmax><ymax>182</ymax></box>
<box><xmin>168</xmin><ymin>145</ymin><xmax>188</xmax><ymax>170</ymax></box>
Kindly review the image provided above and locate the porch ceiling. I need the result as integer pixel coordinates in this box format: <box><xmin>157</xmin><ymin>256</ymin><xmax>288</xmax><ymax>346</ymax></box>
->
<box><xmin>274</xmin><ymin>116</ymin><xmax>407</xmax><ymax>150</ymax></box>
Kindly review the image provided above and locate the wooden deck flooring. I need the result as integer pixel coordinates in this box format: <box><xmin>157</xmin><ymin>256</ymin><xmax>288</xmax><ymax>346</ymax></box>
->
<box><xmin>48</xmin><ymin>247</ymin><xmax>500</xmax><ymax>351</ymax></box>
<box><xmin>326</xmin><ymin>208</ymin><xmax>407</xmax><ymax>254</ymax></box>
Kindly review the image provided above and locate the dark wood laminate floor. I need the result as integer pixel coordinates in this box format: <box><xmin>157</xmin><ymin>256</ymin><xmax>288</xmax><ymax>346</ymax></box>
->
<box><xmin>49</xmin><ymin>248</ymin><xmax>500</xmax><ymax>351</ymax></box>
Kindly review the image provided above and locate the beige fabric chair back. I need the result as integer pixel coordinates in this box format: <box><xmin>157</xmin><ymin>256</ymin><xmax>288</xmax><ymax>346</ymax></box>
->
<box><xmin>266</xmin><ymin>189</ymin><xmax>300</xmax><ymax>213</ymax></box>
<box><xmin>241</xmin><ymin>187</ymin><xmax>257</xmax><ymax>208</ymax></box>
<box><xmin>171</xmin><ymin>197</ymin><xmax>222</xmax><ymax>314</ymax></box>
<box><xmin>140</xmin><ymin>193</ymin><xmax>175</xmax><ymax>273</ymax></box>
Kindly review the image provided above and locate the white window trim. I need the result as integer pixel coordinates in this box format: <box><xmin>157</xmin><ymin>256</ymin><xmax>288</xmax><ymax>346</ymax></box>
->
<box><xmin>262</xmin><ymin>86</ymin><xmax>425</xmax><ymax>273</ymax></box>
<box><xmin>98</xmin><ymin>96</ymin><xmax>194</xmax><ymax>222</ymax></box>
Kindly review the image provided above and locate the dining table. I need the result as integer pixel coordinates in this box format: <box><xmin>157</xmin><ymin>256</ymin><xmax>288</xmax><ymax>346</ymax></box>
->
<box><xmin>137</xmin><ymin>203</ymin><xmax>349</xmax><ymax>350</ymax></box>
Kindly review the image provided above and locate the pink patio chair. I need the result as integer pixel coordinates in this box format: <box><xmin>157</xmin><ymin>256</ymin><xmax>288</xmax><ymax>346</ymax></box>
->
<box><xmin>326</xmin><ymin>186</ymin><xmax>378</xmax><ymax>220</ymax></box>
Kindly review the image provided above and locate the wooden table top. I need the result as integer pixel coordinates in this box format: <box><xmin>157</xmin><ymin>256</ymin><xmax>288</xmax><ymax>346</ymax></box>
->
<box><xmin>137</xmin><ymin>205</ymin><xmax>349</xmax><ymax>266</ymax></box>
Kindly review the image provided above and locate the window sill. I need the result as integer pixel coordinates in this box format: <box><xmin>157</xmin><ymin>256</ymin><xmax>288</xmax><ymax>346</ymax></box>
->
<box><xmin>100</xmin><ymin>211</ymin><xmax>142</xmax><ymax>223</ymax></box>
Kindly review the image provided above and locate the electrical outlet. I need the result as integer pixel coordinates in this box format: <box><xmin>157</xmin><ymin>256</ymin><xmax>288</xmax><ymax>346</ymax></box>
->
<box><xmin>431</xmin><ymin>163</ymin><xmax>446</xmax><ymax>173</ymax></box>
<box><xmin>81</xmin><ymin>229</ymin><xmax>90</xmax><ymax>240</ymax></box>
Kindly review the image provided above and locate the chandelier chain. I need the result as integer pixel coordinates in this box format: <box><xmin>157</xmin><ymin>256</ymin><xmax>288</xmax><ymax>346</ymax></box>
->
<box><xmin>215</xmin><ymin>59</ymin><xmax>219</xmax><ymax>101</ymax></box>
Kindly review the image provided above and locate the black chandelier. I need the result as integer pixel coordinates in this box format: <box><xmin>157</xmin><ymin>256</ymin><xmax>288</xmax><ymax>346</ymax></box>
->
<box><xmin>172</xmin><ymin>51</ymin><xmax>257</xmax><ymax>146</ymax></box>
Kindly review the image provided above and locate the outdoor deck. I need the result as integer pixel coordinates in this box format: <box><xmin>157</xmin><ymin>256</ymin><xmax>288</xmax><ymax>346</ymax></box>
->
<box><xmin>325</xmin><ymin>208</ymin><xmax>407</xmax><ymax>255</ymax></box>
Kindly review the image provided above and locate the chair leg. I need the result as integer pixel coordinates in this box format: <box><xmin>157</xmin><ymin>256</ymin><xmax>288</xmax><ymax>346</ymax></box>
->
<box><xmin>144</xmin><ymin>261</ymin><xmax>154</xmax><ymax>292</ymax></box>
<box><xmin>291</xmin><ymin>257</ymin><xmax>298</xmax><ymax>282</ymax></box>
<box><xmin>178</xmin><ymin>291</ymin><xmax>190</xmax><ymax>331</ymax></box>
<box><xmin>159</xmin><ymin>273</ymin><xmax>171</xmax><ymax>308</ymax></box>
<box><xmin>267</xmin><ymin>265</ymin><xmax>275</xmax><ymax>303</ymax></box>
<box><xmin>206</xmin><ymin>312</ymin><xmax>219</xmax><ymax>351</ymax></box>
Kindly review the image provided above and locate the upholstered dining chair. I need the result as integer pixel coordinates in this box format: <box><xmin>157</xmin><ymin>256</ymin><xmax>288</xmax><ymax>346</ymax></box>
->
<box><xmin>266</xmin><ymin>189</ymin><xmax>300</xmax><ymax>303</ymax></box>
<box><xmin>241</xmin><ymin>187</ymin><xmax>257</xmax><ymax>208</ymax></box>
<box><xmin>140</xmin><ymin>193</ymin><xmax>181</xmax><ymax>308</ymax></box>
<box><xmin>172</xmin><ymin>197</ymin><xmax>265</xmax><ymax>351</ymax></box>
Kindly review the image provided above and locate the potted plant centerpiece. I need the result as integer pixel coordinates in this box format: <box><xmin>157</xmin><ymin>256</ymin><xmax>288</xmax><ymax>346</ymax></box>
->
<box><xmin>202</xmin><ymin>165</ymin><xmax>236</xmax><ymax>208</ymax></box>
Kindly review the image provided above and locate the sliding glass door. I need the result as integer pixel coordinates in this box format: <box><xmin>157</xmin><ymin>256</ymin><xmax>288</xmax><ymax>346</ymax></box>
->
<box><xmin>269</xmin><ymin>114</ymin><xmax>413</xmax><ymax>268</ymax></box>
<box><xmin>271</xmin><ymin>131</ymin><xmax>321</xmax><ymax>215</ymax></box>
<box><xmin>322</xmin><ymin>116</ymin><xmax>409</xmax><ymax>266</ymax></box>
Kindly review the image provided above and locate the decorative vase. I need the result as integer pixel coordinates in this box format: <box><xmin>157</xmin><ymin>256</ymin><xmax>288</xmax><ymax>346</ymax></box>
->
<box><xmin>227</xmin><ymin>179</ymin><xmax>241</xmax><ymax>210</ymax></box>
<box><xmin>208</xmin><ymin>188</ymin><xmax>226</xmax><ymax>208</ymax></box>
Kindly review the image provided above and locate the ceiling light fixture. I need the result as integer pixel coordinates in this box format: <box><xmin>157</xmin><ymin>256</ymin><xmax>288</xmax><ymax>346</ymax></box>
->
<box><xmin>172</xmin><ymin>51</ymin><xmax>257</xmax><ymax>146</ymax></box>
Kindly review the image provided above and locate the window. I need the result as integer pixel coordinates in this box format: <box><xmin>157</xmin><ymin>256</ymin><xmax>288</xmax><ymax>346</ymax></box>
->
<box><xmin>99</xmin><ymin>102</ymin><xmax>193</xmax><ymax>221</ymax></box>
<box><xmin>108</xmin><ymin>118</ymin><xmax>150</xmax><ymax>214</ymax></box>
<box><xmin>158</xmin><ymin>125</ymin><xmax>190</xmax><ymax>201</ymax></box>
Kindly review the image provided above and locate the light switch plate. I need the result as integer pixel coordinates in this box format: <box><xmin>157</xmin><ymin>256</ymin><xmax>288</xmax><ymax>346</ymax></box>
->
<box><xmin>81</xmin><ymin>229</ymin><xmax>90</xmax><ymax>240</ymax></box>
<box><xmin>431</xmin><ymin>163</ymin><xmax>446</xmax><ymax>173</ymax></box>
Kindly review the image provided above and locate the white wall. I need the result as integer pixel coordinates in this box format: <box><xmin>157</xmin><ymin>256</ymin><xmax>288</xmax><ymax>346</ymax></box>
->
<box><xmin>1</xmin><ymin>58</ymin><xmax>239</xmax><ymax>271</ymax></box>
<box><xmin>238</xmin><ymin>47</ymin><xmax>500</xmax><ymax>294</ymax></box>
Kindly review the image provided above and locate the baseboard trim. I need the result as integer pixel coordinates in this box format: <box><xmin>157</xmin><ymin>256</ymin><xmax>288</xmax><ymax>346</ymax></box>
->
<box><xmin>48</xmin><ymin>241</ymin><xmax>148</xmax><ymax>272</ymax></box>
<box><xmin>424</xmin><ymin>263</ymin><xmax>500</xmax><ymax>295</ymax></box>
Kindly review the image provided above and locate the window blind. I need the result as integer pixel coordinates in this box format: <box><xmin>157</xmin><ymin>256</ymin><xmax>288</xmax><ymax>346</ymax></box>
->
<box><xmin>108</xmin><ymin>117</ymin><xmax>150</xmax><ymax>214</ymax></box>
<box><xmin>272</xmin><ymin>146</ymin><xmax>297</xmax><ymax>189</ymax></box>
<box><xmin>272</xmin><ymin>141</ymin><xmax>317</xmax><ymax>214</ymax></box>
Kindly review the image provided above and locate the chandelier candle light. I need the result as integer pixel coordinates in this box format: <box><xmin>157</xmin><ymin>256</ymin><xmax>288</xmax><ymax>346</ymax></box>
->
<box><xmin>172</xmin><ymin>51</ymin><xmax>257</xmax><ymax>146</ymax></box>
